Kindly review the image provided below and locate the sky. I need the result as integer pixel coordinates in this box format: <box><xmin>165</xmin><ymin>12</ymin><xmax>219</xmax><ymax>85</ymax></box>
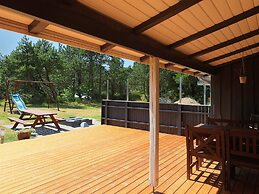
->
<box><xmin>0</xmin><ymin>29</ymin><xmax>134</xmax><ymax>67</ymax></box>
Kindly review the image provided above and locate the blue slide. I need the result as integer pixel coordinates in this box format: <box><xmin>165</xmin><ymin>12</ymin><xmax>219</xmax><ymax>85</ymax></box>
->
<box><xmin>11</xmin><ymin>93</ymin><xmax>28</xmax><ymax>113</ymax></box>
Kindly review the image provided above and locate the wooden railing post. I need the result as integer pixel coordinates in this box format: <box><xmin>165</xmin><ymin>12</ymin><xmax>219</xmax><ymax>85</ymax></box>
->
<box><xmin>125</xmin><ymin>101</ymin><xmax>128</xmax><ymax>128</ymax></box>
<box><xmin>105</xmin><ymin>100</ymin><xmax>108</xmax><ymax>125</ymax></box>
<box><xmin>177</xmin><ymin>104</ymin><xmax>182</xmax><ymax>135</ymax></box>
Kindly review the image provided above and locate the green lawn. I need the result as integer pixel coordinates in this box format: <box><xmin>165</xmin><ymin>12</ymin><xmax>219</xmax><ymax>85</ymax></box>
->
<box><xmin>0</xmin><ymin>101</ymin><xmax>101</xmax><ymax>143</ymax></box>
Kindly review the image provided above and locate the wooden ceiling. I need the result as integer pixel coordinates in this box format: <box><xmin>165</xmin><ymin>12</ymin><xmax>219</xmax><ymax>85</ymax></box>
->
<box><xmin>0</xmin><ymin>0</ymin><xmax>258</xmax><ymax>77</ymax></box>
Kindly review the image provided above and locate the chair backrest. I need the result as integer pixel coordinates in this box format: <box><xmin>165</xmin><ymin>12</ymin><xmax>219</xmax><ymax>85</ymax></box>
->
<box><xmin>227</xmin><ymin>129</ymin><xmax>259</xmax><ymax>159</ymax></box>
<box><xmin>250</xmin><ymin>114</ymin><xmax>259</xmax><ymax>129</ymax></box>
<box><xmin>208</xmin><ymin>117</ymin><xmax>250</xmax><ymax>128</ymax></box>
<box><xmin>186</xmin><ymin>126</ymin><xmax>225</xmax><ymax>162</ymax></box>
<box><xmin>11</xmin><ymin>93</ymin><xmax>27</xmax><ymax>111</ymax></box>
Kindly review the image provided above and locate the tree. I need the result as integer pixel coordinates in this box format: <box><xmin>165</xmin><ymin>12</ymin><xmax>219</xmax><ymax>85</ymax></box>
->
<box><xmin>58</xmin><ymin>45</ymin><xmax>108</xmax><ymax>101</ymax></box>
<box><xmin>174</xmin><ymin>74</ymin><xmax>203</xmax><ymax>103</ymax></box>
<box><xmin>0</xmin><ymin>36</ymin><xmax>63</xmax><ymax>103</ymax></box>
<box><xmin>106</xmin><ymin>57</ymin><xmax>129</xmax><ymax>100</ymax></box>
<box><xmin>160</xmin><ymin>69</ymin><xmax>179</xmax><ymax>102</ymax></box>
<box><xmin>0</xmin><ymin>36</ymin><xmax>208</xmax><ymax>105</ymax></box>
<box><xmin>128</xmin><ymin>62</ymin><xmax>149</xmax><ymax>101</ymax></box>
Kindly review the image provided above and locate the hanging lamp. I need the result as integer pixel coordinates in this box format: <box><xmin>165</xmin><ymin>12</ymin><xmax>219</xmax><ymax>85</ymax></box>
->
<box><xmin>239</xmin><ymin>55</ymin><xmax>247</xmax><ymax>84</ymax></box>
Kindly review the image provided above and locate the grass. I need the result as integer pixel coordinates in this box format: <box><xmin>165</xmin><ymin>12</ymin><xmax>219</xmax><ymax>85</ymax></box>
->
<box><xmin>2</xmin><ymin>128</ymin><xmax>17</xmax><ymax>142</ymax></box>
<box><xmin>0</xmin><ymin>101</ymin><xmax>101</xmax><ymax>143</ymax></box>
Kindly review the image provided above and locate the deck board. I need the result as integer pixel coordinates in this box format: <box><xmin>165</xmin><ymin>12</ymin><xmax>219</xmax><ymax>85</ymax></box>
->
<box><xmin>0</xmin><ymin>125</ymin><xmax>224</xmax><ymax>194</ymax></box>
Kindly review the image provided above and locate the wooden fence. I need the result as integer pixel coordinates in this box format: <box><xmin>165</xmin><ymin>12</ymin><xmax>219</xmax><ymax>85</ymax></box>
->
<box><xmin>101</xmin><ymin>100</ymin><xmax>210</xmax><ymax>135</ymax></box>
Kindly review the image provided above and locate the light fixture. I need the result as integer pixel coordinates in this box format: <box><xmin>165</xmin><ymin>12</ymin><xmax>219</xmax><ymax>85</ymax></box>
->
<box><xmin>239</xmin><ymin>55</ymin><xmax>247</xmax><ymax>84</ymax></box>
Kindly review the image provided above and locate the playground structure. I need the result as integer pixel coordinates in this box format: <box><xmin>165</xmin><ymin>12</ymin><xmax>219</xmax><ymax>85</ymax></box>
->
<box><xmin>4</xmin><ymin>80</ymin><xmax>60</xmax><ymax>113</ymax></box>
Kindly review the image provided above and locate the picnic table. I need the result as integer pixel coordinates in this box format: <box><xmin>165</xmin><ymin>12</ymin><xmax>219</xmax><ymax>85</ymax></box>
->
<box><xmin>9</xmin><ymin>109</ymin><xmax>64</xmax><ymax>130</ymax></box>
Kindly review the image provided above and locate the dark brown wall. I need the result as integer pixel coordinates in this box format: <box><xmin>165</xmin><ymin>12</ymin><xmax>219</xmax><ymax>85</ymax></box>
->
<box><xmin>211</xmin><ymin>55</ymin><xmax>259</xmax><ymax>120</ymax></box>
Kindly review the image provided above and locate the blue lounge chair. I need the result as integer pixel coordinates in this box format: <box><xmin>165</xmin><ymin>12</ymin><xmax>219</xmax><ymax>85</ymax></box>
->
<box><xmin>11</xmin><ymin>93</ymin><xmax>27</xmax><ymax>113</ymax></box>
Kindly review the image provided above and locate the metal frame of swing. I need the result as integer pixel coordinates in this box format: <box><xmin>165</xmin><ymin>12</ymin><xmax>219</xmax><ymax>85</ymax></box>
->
<box><xmin>4</xmin><ymin>79</ymin><xmax>60</xmax><ymax>114</ymax></box>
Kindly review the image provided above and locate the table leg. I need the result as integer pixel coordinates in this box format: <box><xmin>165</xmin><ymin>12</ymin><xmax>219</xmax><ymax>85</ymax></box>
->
<box><xmin>12</xmin><ymin>122</ymin><xmax>19</xmax><ymax>129</ymax></box>
<box><xmin>12</xmin><ymin>113</ymin><xmax>25</xmax><ymax>129</ymax></box>
<box><xmin>39</xmin><ymin>116</ymin><xmax>45</xmax><ymax>125</ymax></box>
<box><xmin>49</xmin><ymin>115</ymin><xmax>61</xmax><ymax>130</ymax></box>
<box><xmin>31</xmin><ymin>116</ymin><xmax>41</xmax><ymax>128</ymax></box>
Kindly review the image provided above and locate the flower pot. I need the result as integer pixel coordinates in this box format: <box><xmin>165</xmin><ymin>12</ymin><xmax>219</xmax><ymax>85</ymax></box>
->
<box><xmin>239</xmin><ymin>76</ymin><xmax>247</xmax><ymax>84</ymax></box>
<box><xmin>17</xmin><ymin>132</ymin><xmax>31</xmax><ymax>140</ymax></box>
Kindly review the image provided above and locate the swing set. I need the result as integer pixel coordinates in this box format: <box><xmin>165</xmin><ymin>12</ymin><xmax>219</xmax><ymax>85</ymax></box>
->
<box><xmin>4</xmin><ymin>79</ymin><xmax>60</xmax><ymax>113</ymax></box>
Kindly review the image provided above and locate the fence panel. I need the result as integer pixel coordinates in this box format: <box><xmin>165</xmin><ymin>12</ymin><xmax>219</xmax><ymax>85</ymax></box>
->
<box><xmin>101</xmin><ymin>100</ymin><xmax>210</xmax><ymax>135</ymax></box>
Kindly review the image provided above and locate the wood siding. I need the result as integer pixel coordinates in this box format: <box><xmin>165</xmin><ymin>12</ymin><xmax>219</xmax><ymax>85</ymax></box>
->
<box><xmin>211</xmin><ymin>55</ymin><xmax>259</xmax><ymax>120</ymax></box>
<box><xmin>101</xmin><ymin>100</ymin><xmax>210</xmax><ymax>135</ymax></box>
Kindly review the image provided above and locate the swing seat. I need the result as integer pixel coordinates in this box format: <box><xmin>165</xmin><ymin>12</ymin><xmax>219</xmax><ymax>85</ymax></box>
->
<box><xmin>11</xmin><ymin>93</ymin><xmax>28</xmax><ymax>113</ymax></box>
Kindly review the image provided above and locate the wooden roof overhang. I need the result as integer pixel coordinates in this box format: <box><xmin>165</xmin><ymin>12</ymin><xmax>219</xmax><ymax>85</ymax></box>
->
<box><xmin>0</xmin><ymin>0</ymin><xmax>258</xmax><ymax>77</ymax></box>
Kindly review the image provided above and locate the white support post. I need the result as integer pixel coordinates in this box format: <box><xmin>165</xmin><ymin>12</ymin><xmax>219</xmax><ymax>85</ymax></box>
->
<box><xmin>149</xmin><ymin>56</ymin><xmax>160</xmax><ymax>188</ymax></box>
<box><xmin>179</xmin><ymin>76</ymin><xmax>182</xmax><ymax>103</ymax></box>
<box><xmin>126</xmin><ymin>79</ymin><xmax>129</xmax><ymax>101</ymax></box>
<box><xmin>106</xmin><ymin>80</ymin><xmax>109</xmax><ymax>100</ymax></box>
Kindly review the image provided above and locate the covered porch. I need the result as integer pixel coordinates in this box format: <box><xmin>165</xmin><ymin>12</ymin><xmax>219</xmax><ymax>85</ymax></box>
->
<box><xmin>0</xmin><ymin>0</ymin><xmax>258</xmax><ymax>193</ymax></box>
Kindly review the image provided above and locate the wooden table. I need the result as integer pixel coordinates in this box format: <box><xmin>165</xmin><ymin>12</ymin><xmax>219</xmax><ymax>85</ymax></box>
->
<box><xmin>10</xmin><ymin>109</ymin><xmax>61</xmax><ymax>130</ymax></box>
<box><xmin>193</xmin><ymin>122</ymin><xmax>258</xmax><ymax>190</ymax></box>
<box><xmin>195</xmin><ymin>123</ymin><xmax>251</xmax><ymax>130</ymax></box>
<box><xmin>194</xmin><ymin>123</ymin><xmax>226</xmax><ymax>130</ymax></box>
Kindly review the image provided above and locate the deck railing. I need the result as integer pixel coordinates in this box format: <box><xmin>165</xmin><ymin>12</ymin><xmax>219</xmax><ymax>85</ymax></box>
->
<box><xmin>101</xmin><ymin>100</ymin><xmax>211</xmax><ymax>135</ymax></box>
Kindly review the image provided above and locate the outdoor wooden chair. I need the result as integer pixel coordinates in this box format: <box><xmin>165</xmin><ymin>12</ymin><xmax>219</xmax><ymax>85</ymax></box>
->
<box><xmin>185</xmin><ymin>126</ymin><xmax>226</xmax><ymax>183</ymax></box>
<box><xmin>226</xmin><ymin>129</ymin><xmax>259</xmax><ymax>190</ymax></box>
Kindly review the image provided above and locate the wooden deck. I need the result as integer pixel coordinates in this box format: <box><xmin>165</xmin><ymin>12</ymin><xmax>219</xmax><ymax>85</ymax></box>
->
<box><xmin>0</xmin><ymin>125</ymin><xmax>226</xmax><ymax>193</ymax></box>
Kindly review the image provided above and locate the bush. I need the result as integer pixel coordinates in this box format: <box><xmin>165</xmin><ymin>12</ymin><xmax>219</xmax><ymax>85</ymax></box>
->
<box><xmin>16</xmin><ymin>128</ymin><xmax>36</xmax><ymax>134</ymax></box>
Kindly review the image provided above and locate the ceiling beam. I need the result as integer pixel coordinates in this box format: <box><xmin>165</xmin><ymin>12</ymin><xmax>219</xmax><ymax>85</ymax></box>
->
<box><xmin>181</xmin><ymin>68</ymin><xmax>189</xmax><ymax>72</ymax></box>
<box><xmin>164</xmin><ymin>63</ymin><xmax>174</xmax><ymax>68</ymax></box>
<box><xmin>100</xmin><ymin>43</ymin><xmax>116</xmax><ymax>52</ymax></box>
<box><xmin>28</xmin><ymin>20</ymin><xmax>48</xmax><ymax>34</ymax></box>
<box><xmin>140</xmin><ymin>55</ymin><xmax>150</xmax><ymax>63</ymax></box>
<box><xmin>169</xmin><ymin>6</ymin><xmax>259</xmax><ymax>49</ymax></box>
<box><xmin>190</xmin><ymin>29</ymin><xmax>259</xmax><ymax>58</ymax></box>
<box><xmin>100</xmin><ymin>1</ymin><xmax>202</xmax><ymax>53</ymax></box>
<box><xmin>160</xmin><ymin>63</ymin><xmax>203</xmax><ymax>77</ymax></box>
<box><xmin>62</xmin><ymin>0</ymin><xmax>76</xmax><ymax>5</ymax></box>
<box><xmin>215</xmin><ymin>52</ymin><xmax>259</xmax><ymax>69</ymax></box>
<box><xmin>204</xmin><ymin>42</ymin><xmax>259</xmax><ymax>64</ymax></box>
<box><xmin>193</xmin><ymin>71</ymin><xmax>201</xmax><ymax>76</ymax></box>
<box><xmin>0</xmin><ymin>0</ymin><xmax>214</xmax><ymax>74</ymax></box>
<box><xmin>133</xmin><ymin>0</ymin><xmax>202</xmax><ymax>34</ymax></box>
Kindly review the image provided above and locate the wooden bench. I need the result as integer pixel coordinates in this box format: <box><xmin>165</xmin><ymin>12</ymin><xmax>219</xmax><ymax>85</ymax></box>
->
<box><xmin>42</xmin><ymin>117</ymin><xmax>65</xmax><ymax>125</ymax></box>
<box><xmin>53</xmin><ymin>117</ymin><xmax>65</xmax><ymax>122</ymax></box>
<box><xmin>42</xmin><ymin>116</ymin><xmax>64</xmax><ymax>122</ymax></box>
<box><xmin>8</xmin><ymin>117</ymin><xmax>33</xmax><ymax>128</ymax></box>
